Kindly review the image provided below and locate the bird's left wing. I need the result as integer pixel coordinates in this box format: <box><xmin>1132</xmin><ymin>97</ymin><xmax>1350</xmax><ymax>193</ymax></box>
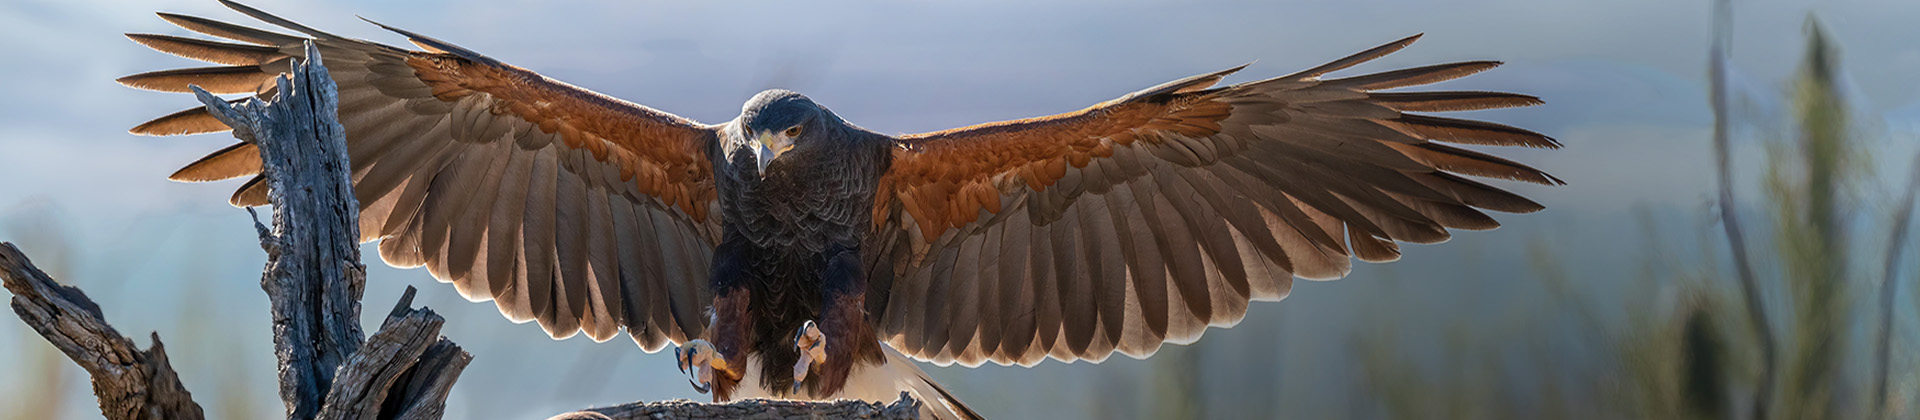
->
<box><xmin>120</xmin><ymin>1</ymin><xmax>719</xmax><ymax>350</ymax></box>
<box><xmin>867</xmin><ymin>35</ymin><xmax>1561</xmax><ymax>367</ymax></box>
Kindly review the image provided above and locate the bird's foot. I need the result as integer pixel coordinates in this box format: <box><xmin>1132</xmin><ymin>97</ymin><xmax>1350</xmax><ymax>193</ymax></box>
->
<box><xmin>674</xmin><ymin>339</ymin><xmax>732</xmax><ymax>394</ymax></box>
<box><xmin>790</xmin><ymin>320</ymin><xmax>828</xmax><ymax>393</ymax></box>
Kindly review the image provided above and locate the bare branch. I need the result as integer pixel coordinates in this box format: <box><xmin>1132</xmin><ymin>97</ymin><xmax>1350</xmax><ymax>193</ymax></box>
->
<box><xmin>193</xmin><ymin>40</ymin><xmax>366</xmax><ymax>419</ymax></box>
<box><xmin>196</xmin><ymin>41</ymin><xmax>473</xmax><ymax>420</ymax></box>
<box><xmin>552</xmin><ymin>393</ymin><xmax>922</xmax><ymax>420</ymax></box>
<box><xmin>317</xmin><ymin>289</ymin><xmax>459</xmax><ymax>420</ymax></box>
<box><xmin>0</xmin><ymin>243</ymin><xmax>205</xmax><ymax>420</ymax></box>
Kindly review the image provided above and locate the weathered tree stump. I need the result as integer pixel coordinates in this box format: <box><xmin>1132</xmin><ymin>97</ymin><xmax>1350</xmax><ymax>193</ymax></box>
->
<box><xmin>190</xmin><ymin>41</ymin><xmax>471</xmax><ymax>420</ymax></box>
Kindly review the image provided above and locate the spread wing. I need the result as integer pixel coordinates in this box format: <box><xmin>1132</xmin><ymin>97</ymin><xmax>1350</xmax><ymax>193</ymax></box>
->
<box><xmin>120</xmin><ymin>1</ymin><xmax>717</xmax><ymax>351</ymax></box>
<box><xmin>867</xmin><ymin>35</ymin><xmax>1561</xmax><ymax>367</ymax></box>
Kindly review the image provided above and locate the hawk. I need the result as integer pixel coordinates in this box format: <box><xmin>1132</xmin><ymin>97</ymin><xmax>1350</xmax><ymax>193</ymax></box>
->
<box><xmin>121</xmin><ymin>2</ymin><xmax>1560</xmax><ymax>418</ymax></box>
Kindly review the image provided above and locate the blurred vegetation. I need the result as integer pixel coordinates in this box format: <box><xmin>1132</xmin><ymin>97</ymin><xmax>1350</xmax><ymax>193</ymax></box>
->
<box><xmin>1352</xmin><ymin>16</ymin><xmax>1919</xmax><ymax>420</ymax></box>
<box><xmin>3</xmin><ymin>203</ymin><xmax>74</xmax><ymax>420</ymax></box>
<box><xmin>1769</xmin><ymin>22</ymin><xmax>1862</xmax><ymax>419</ymax></box>
<box><xmin>0</xmin><ymin>203</ymin><xmax>280</xmax><ymax>419</ymax></box>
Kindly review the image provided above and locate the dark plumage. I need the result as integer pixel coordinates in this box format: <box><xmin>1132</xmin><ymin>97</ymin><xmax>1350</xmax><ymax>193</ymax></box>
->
<box><xmin>121</xmin><ymin>3</ymin><xmax>1557</xmax><ymax>419</ymax></box>
<box><xmin>710</xmin><ymin>90</ymin><xmax>892</xmax><ymax>397</ymax></box>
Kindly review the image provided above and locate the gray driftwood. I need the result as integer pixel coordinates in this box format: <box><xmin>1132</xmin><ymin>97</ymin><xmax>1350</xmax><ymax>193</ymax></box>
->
<box><xmin>2</xmin><ymin>39</ymin><xmax>919</xmax><ymax>420</ymax></box>
<box><xmin>193</xmin><ymin>40</ymin><xmax>373</xmax><ymax>419</ymax></box>
<box><xmin>190</xmin><ymin>41</ymin><xmax>474</xmax><ymax>420</ymax></box>
<box><xmin>550</xmin><ymin>393</ymin><xmax>921</xmax><ymax>420</ymax></box>
<box><xmin>0</xmin><ymin>243</ymin><xmax>205</xmax><ymax>420</ymax></box>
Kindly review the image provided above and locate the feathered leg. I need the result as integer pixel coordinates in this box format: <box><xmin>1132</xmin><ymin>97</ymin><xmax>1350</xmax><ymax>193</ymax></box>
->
<box><xmin>793</xmin><ymin>243</ymin><xmax>883</xmax><ymax>397</ymax></box>
<box><xmin>678</xmin><ymin>239</ymin><xmax>751</xmax><ymax>400</ymax></box>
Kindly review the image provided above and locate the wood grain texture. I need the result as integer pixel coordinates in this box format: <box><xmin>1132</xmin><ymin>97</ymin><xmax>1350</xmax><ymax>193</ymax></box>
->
<box><xmin>194</xmin><ymin>40</ymin><xmax>368</xmax><ymax>418</ymax></box>
<box><xmin>0</xmin><ymin>243</ymin><xmax>205</xmax><ymax>420</ymax></box>
<box><xmin>558</xmin><ymin>393</ymin><xmax>921</xmax><ymax>420</ymax></box>
<box><xmin>194</xmin><ymin>40</ymin><xmax>472</xmax><ymax>420</ymax></box>
<box><xmin>316</xmin><ymin>288</ymin><xmax>470</xmax><ymax>420</ymax></box>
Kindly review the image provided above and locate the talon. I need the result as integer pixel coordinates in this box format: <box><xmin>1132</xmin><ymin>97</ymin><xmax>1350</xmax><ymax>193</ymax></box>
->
<box><xmin>791</xmin><ymin>320</ymin><xmax>827</xmax><ymax>389</ymax></box>
<box><xmin>675</xmin><ymin>339</ymin><xmax>719</xmax><ymax>394</ymax></box>
<box><xmin>683</xmin><ymin>345</ymin><xmax>698</xmax><ymax>373</ymax></box>
<box><xmin>792</xmin><ymin>357</ymin><xmax>812</xmax><ymax>391</ymax></box>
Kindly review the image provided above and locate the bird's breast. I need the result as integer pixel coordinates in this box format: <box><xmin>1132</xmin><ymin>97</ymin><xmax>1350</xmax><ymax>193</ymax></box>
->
<box><xmin>719</xmin><ymin>154</ymin><xmax>876</xmax><ymax>252</ymax></box>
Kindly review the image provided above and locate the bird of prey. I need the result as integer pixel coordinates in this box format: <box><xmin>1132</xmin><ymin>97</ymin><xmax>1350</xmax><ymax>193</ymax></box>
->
<box><xmin>121</xmin><ymin>2</ymin><xmax>1560</xmax><ymax>418</ymax></box>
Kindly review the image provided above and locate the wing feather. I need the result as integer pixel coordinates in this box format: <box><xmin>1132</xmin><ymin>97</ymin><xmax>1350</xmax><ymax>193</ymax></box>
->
<box><xmin>136</xmin><ymin>104</ymin><xmax>237</xmax><ymax>137</ymax></box>
<box><xmin>169</xmin><ymin>142</ymin><xmax>260</xmax><ymax>182</ymax></box>
<box><xmin>582</xmin><ymin>168</ymin><xmax>624</xmax><ymax>342</ymax></box>
<box><xmin>917</xmin><ymin>235</ymin><xmax>959</xmax><ymax>357</ymax></box>
<box><xmin>420</xmin><ymin>140</ymin><xmax>497</xmax><ymax>286</ymax></box>
<box><xmin>521</xmin><ymin>146</ymin><xmax>565</xmax><ymax>336</ymax></box>
<box><xmin>970</xmin><ymin>219</ymin><xmax>1008</xmax><ymax>363</ymax></box>
<box><xmin>446</xmin><ymin>140</ymin><xmax>512</xmax><ymax>289</ymax></box>
<box><xmin>944</xmin><ymin>223</ymin><xmax>986</xmax><ymax>360</ymax></box>
<box><xmin>994</xmin><ymin>207</ymin><xmax>1039</xmax><ymax>364</ymax></box>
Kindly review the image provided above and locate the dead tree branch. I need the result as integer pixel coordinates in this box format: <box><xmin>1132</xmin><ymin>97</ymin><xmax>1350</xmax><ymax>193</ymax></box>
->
<box><xmin>1</xmin><ymin>243</ymin><xmax>206</xmax><ymax>420</ymax></box>
<box><xmin>190</xmin><ymin>41</ymin><xmax>473</xmax><ymax>420</ymax></box>
<box><xmin>193</xmin><ymin>40</ymin><xmax>368</xmax><ymax>419</ymax></box>
<box><xmin>315</xmin><ymin>288</ymin><xmax>467</xmax><ymax>420</ymax></box>
<box><xmin>549</xmin><ymin>393</ymin><xmax>921</xmax><ymax>420</ymax></box>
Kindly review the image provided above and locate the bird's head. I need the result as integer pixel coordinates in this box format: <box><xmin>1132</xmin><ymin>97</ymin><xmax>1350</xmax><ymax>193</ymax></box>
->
<box><xmin>738</xmin><ymin>89</ymin><xmax>828</xmax><ymax>176</ymax></box>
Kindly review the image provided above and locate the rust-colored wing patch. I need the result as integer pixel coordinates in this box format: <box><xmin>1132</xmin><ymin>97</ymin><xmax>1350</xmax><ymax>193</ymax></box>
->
<box><xmin>868</xmin><ymin>34</ymin><xmax>1561</xmax><ymax>368</ymax></box>
<box><xmin>883</xmin><ymin>78</ymin><xmax>1239</xmax><ymax>238</ymax></box>
<box><xmin>403</xmin><ymin>54</ymin><xmax>716</xmax><ymax>220</ymax></box>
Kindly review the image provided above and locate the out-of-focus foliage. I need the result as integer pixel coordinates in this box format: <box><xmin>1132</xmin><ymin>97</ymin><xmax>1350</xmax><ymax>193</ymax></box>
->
<box><xmin>1348</xmin><ymin>16</ymin><xmax>1918</xmax><ymax>420</ymax></box>
<box><xmin>1768</xmin><ymin>21</ymin><xmax>1865</xmax><ymax>419</ymax></box>
<box><xmin>3</xmin><ymin>204</ymin><xmax>73</xmax><ymax>420</ymax></box>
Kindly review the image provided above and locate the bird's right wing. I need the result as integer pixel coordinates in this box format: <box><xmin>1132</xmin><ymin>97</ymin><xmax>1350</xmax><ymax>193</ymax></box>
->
<box><xmin>868</xmin><ymin>35</ymin><xmax>1560</xmax><ymax>367</ymax></box>
<box><xmin>120</xmin><ymin>1</ymin><xmax>719</xmax><ymax>350</ymax></box>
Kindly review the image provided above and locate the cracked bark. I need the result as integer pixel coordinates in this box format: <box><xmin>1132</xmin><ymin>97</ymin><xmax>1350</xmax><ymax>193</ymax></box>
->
<box><xmin>1</xmin><ymin>243</ymin><xmax>205</xmax><ymax>420</ymax></box>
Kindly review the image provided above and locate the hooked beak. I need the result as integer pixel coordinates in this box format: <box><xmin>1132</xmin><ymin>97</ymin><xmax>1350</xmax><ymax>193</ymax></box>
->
<box><xmin>753</xmin><ymin>131</ymin><xmax>793</xmax><ymax>177</ymax></box>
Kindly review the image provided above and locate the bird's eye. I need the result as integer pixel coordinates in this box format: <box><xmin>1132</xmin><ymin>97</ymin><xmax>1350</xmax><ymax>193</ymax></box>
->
<box><xmin>784</xmin><ymin>126</ymin><xmax>803</xmax><ymax>138</ymax></box>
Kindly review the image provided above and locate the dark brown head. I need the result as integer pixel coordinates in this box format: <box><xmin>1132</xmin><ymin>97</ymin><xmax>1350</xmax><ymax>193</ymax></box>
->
<box><xmin>737</xmin><ymin>89</ymin><xmax>835</xmax><ymax>175</ymax></box>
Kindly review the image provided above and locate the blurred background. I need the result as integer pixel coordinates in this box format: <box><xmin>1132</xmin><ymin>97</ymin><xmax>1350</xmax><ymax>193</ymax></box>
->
<box><xmin>3</xmin><ymin>0</ymin><xmax>1919</xmax><ymax>418</ymax></box>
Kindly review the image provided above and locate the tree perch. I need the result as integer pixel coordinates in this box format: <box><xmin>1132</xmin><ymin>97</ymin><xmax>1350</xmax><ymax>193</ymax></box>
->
<box><xmin>550</xmin><ymin>393</ymin><xmax>920</xmax><ymax>420</ymax></box>
<box><xmin>1</xmin><ymin>243</ymin><xmax>205</xmax><ymax>420</ymax></box>
<box><xmin>189</xmin><ymin>41</ymin><xmax>473</xmax><ymax>420</ymax></box>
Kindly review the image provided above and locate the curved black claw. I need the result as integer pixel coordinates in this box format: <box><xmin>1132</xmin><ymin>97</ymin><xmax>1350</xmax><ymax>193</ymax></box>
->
<box><xmin>675</xmin><ymin>339</ymin><xmax>718</xmax><ymax>394</ymax></box>
<box><xmin>676</xmin><ymin>347</ymin><xmax>689</xmax><ymax>374</ymax></box>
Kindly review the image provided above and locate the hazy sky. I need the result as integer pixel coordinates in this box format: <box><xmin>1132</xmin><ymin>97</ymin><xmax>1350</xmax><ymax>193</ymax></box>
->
<box><xmin>1</xmin><ymin>0</ymin><xmax>1917</xmax><ymax>418</ymax></box>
